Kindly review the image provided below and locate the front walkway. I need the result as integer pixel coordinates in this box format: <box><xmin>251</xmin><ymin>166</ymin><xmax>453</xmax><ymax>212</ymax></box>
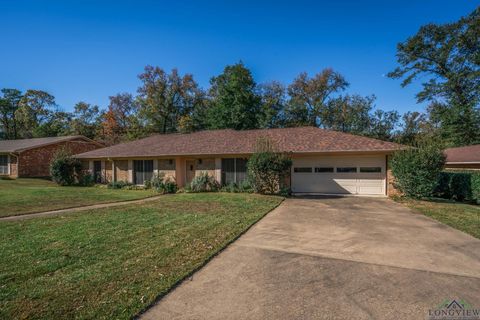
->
<box><xmin>0</xmin><ymin>195</ymin><xmax>164</xmax><ymax>221</ymax></box>
<box><xmin>140</xmin><ymin>196</ymin><xmax>480</xmax><ymax>320</ymax></box>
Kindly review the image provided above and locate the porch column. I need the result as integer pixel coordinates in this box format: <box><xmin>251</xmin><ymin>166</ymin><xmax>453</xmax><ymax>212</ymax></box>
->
<box><xmin>112</xmin><ymin>160</ymin><xmax>116</xmax><ymax>182</ymax></box>
<box><xmin>214</xmin><ymin>158</ymin><xmax>222</xmax><ymax>184</ymax></box>
<box><xmin>153</xmin><ymin>159</ymin><xmax>159</xmax><ymax>177</ymax></box>
<box><xmin>128</xmin><ymin>160</ymin><xmax>133</xmax><ymax>183</ymax></box>
<box><xmin>175</xmin><ymin>157</ymin><xmax>186</xmax><ymax>187</ymax></box>
<box><xmin>88</xmin><ymin>160</ymin><xmax>93</xmax><ymax>174</ymax></box>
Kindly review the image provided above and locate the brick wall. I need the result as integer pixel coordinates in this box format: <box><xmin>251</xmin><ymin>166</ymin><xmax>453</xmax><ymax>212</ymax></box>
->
<box><xmin>386</xmin><ymin>155</ymin><xmax>401</xmax><ymax>197</ymax></box>
<box><xmin>115</xmin><ymin>160</ymin><xmax>129</xmax><ymax>182</ymax></box>
<box><xmin>18</xmin><ymin>139</ymin><xmax>101</xmax><ymax>177</ymax></box>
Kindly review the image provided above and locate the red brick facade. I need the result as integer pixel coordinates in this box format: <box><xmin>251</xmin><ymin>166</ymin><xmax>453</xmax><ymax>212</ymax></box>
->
<box><xmin>15</xmin><ymin>139</ymin><xmax>101</xmax><ymax>178</ymax></box>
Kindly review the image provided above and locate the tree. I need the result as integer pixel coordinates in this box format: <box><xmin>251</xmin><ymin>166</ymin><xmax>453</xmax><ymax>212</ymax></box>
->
<box><xmin>285</xmin><ymin>69</ymin><xmax>348</xmax><ymax>127</ymax></box>
<box><xmin>137</xmin><ymin>66</ymin><xmax>204</xmax><ymax>134</ymax></box>
<box><xmin>388</xmin><ymin>7</ymin><xmax>480</xmax><ymax>146</ymax></box>
<box><xmin>33</xmin><ymin>110</ymin><xmax>71</xmax><ymax>137</ymax></box>
<box><xmin>397</xmin><ymin>111</ymin><xmax>431</xmax><ymax>145</ymax></box>
<box><xmin>70</xmin><ymin>102</ymin><xmax>101</xmax><ymax>139</ymax></box>
<box><xmin>258</xmin><ymin>81</ymin><xmax>286</xmax><ymax>128</ymax></box>
<box><xmin>0</xmin><ymin>88</ymin><xmax>22</xmax><ymax>139</ymax></box>
<box><xmin>391</xmin><ymin>143</ymin><xmax>446</xmax><ymax>198</ymax></box>
<box><xmin>15</xmin><ymin>90</ymin><xmax>56</xmax><ymax>138</ymax></box>
<box><xmin>368</xmin><ymin>109</ymin><xmax>400</xmax><ymax>141</ymax></box>
<box><xmin>206</xmin><ymin>62</ymin><xmax>261</xmax><ymax>130</ymax></box>
<box><xmin>319</xmin><ymin>94</ymin><xmax>372</xmax><ymax>135</ymax></box>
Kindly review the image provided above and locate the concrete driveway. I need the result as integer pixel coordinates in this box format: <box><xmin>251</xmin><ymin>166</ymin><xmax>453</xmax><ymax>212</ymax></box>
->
<box><xmin>141</xmin><ymin>197</ymin><xmax>480</xmax><ymax>320</ymax></box>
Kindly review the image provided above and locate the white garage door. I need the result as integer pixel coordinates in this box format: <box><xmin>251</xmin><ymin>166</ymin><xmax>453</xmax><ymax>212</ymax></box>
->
<box><xmin>291</xmin><ymin>155</ymin><xmax>386</xmax><ymax>195</ymax></box>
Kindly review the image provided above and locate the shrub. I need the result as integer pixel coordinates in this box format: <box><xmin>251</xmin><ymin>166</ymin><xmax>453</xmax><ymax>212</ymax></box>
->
<box><xmin>221</xmin><ymin>180</ymin><xmax>253</xmax><ymax>193</ymax></box>
<box><xmin>149</xmin><ymin>173</ymin><xmax>166</xmax><ymax>192</ymax></box>
<box><xmin>247</xmin><ymin>138</ymin><xmax>292</xmax><ymax>194</ymax></box>
<box><xmin>50</xmin><ymin>148</ymin><xmax>82</xmax><ymax>186</ymax></box>
<box><xmin>107</xmin><ymin>181</ymin><xmax>131</xmax><ymax>189</ymax></box>
<box><xmin>390</xmin><ymin>143</ymin><xmax>445</xmax><ymax>198</ymax></box>
<box><xmin>190</xmin><ymin>172</ymin><xmax>219</xmax><ymax>192</ymax></box>
<box><xmin>436</xmin><ymin>171</ymin><xmax>480</xmax><ymax>203</ymax></box>
<box><xmin>78</xmin><ymin>173</ymin><xmax>95</xmax><ymax>187</ymax></box>
<box><xmin>164</xmin><ymin>180</ymin><xmax>178</xmax><ymax>193</ymax></box>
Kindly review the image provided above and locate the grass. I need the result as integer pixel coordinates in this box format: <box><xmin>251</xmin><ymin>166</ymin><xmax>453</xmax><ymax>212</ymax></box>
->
<box><xmin>400</xmin><ymin>198</ymin><xmax>480</xmax><ymax>239</ymax></box>
<box><xmin>0</xmin><ymin>192</ymin><xmax>283</xmax><ymax>320</ymax></box>
<box><xmin>0</xmin><ymin>178</ymin><xmax>156</xmax><ymax>217</ymax></box>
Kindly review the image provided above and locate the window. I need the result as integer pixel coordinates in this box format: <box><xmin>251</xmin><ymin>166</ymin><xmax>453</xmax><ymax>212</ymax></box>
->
<box><xmin>0</xmin><ymin>155</ymin><xmax>8</xmax><ymax>175</ymax></box>
<box><xmin>360</xmin><ymin>167</ymin><xmax>382</xmax><ymax>173</ymax></box>
<box><xmin>336</xmin><ymin>167</ymin><xmax>357</xmax><ymax>173</ymax></box>
<box><xmin>315</xmin><ymin>167</ymin><xmax>334</xmax><ymax>173</ymax></box>
<box><xmin>294</xmin><ymin>167</ymin><xmax>312</xmax><ymax>173</ymax></box>
<box><xmin>221</xmin><ymin>158</ymin><xmax>248</xmax><ymax>185</ymax></box>
<box><xmin>133</xmin><ymin>160</ymin><xmax>153</xmax><ymax>185</ymax></box>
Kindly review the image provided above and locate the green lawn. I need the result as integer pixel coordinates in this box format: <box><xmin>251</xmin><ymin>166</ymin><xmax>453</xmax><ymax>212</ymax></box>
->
<box><xmin>401</xmin><ymin>199</ymin><xmax>480</xmax><ymax>239</ymax></box>
<box><xmin>0</xmin><ymin>178</ymin><xmax>156</xmax><ymax>217</ymax></box>
<box><xmin>0</xmin><ymin>193</ymin><xmax>282</xmax><ymax>320</ymax></box>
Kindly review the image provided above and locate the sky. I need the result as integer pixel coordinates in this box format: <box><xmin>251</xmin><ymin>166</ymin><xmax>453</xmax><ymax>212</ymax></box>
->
<box><xmin>0</xmin><ymin>0</ymin><xmax>477</xmax><ymax>115</ymax></box>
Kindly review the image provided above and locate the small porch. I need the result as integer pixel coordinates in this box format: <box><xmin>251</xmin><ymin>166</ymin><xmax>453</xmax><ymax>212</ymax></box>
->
<box><xmin>85</xmin><ymin>156</ymin><xmax>248</xmax><ymax>187</ymax></box>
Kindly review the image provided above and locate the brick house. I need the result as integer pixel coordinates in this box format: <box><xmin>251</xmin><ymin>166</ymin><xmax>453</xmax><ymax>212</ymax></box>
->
<box><xmin>0</xmin><ymin>136</ymin><xmax>103</xmax><ymax>178</ymax></box>
<box><xmin>75</xmin><ymin>127</ymin><xmax>403</xmax><ymax>196</ymax></box>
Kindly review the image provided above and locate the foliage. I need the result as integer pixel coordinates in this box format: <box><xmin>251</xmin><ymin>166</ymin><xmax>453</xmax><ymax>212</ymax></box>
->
<box><xmin>220</xmin><ymin>180</ymin><xmax>253</xmax><ymax>193</ymax></box>
<box><xmin>436</xmin><ymin>171</ymin><xmax>480</xmax><ymax>203</ymax></box>
<box><xmin>247</xmin><ymin>138</ymin><xmax>292</xmax><ymax>194</ymax></box>
<box><xmin>78</xmin><ymin>173</ymin><xmax>95</xmax><ymax>187</ymax></box>
<box><xmin>390</xmin><ymin>144</ymin><xmax>446</xmax><ymax>198</ymax></box>
<box><xmin>258</xmin><ymin>81</ymin><xmax>287</xmax><ymax>128</ymax></box>
<box><xmin>107</xmin><ymin>180</ymin><xmax>133</xmax><ymax>189</ymax></box>
<box><xmin>206</xmin><ymin>62</ymin><xmax>261</xmax><ymax>130</ymax></box>
<box><xmin>0</xmin><ymin>88</ymin><xmax>22</xmax><ymax>139</ymax></box>
<box><xmin>388</xmin><ymin>7</ymin><xmax>480</xmax><ymax>146</ymax></box>
<box><xmin>285</xmin><ymin>68</ymin><xmax>348</xmax><ymax>127</ymax></box>
<box><xmin>70</xmin><ymin>102</ymin><xmax>101</xmax><ymax>139</ymax></box>
<box><xmin>189</xmin><ymin>172</ymin><xmax>219</xmax><ymax>192</ymax></box>
<box><xmin>49</xmin><ymin>148</ymin><xmax>82</xmax><ymax>186</ymax></box>
<box><xmin>137</xmin><ymin>66</ymin><xmax>204</xmax><ymax>134</ymax></box>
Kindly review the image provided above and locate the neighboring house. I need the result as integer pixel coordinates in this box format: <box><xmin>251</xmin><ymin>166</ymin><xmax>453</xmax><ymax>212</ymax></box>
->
<box><xmin>444</xmin><ymin>144</ymin><xmax>480</xmax><ymax>170</ymax></box>
<box><xmin>0</xmin><ymin>136</ymin><xmax>103</xmax><ymax>178</ymax></box>
<box><xmin>75</xmin><ymin>127</ymin><xmax>403</xmax><ymax>196</ymax></box>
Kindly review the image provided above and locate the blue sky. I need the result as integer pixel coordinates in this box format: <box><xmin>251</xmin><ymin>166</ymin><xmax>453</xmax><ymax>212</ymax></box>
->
<box><xmin>0</xmin><ymin>1</ymin><xmax>476</xmax><ymax>114</ymax></box>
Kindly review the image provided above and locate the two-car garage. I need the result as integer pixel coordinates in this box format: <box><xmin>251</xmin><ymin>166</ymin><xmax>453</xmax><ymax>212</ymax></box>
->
<box><xmin>291</xmin><ymin>155</ymin><xmax>387</xmax><ymax>196</ymax></box>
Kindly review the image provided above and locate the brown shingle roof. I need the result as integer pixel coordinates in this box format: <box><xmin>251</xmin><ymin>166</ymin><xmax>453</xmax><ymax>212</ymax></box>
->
<box><xmin>0</xmin><ymin>136</ymin><xmax>101</xmax><ymax>153</ymax></box>
<box><xmin>444</xmin><ymin>144</ymin><xmax>480</xmax><ymax>163</ymax></box>
<box><xmin>75</xmin><ymin>127</ymin><xmax>403</xmax><ymax>159</ymax></box>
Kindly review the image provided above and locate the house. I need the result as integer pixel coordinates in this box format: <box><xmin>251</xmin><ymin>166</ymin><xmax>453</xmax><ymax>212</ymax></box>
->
<box><xmin>75</xmin><ymin>127</ymin><xmax>403</xmax><ymax>196</ymax></box>
<box><xmin>0</xmin><ymin>136</ymin><xmax>103</xmax><ymax>178</ymax></box>
<box><xmin>444</xmin><ymin>144</ymin><xmax>480</xmax><ymax>170</ymax></box>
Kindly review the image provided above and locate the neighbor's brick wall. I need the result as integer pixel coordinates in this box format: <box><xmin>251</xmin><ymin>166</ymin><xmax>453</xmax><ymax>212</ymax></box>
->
<box><xmin>105</xmin><ymin>160</ymin><xmax>113</xmax><ymax>183</ymax></box>
<box><xmin>18</xmin><ymin>139</ymin><xmax>101</xmax><ymax>177</ymax></box>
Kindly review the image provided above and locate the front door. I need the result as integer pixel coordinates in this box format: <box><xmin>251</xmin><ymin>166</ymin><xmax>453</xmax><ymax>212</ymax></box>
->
<box><xmin>186</xmin><ymin>160</ymin><xmax>196</xmax><ymax>184</ymax></box>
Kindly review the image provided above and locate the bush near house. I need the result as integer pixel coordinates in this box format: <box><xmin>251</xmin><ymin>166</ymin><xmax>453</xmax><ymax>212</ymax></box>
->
<box><xmin>189</xmin><ymin>172</ymin><xmax>220</xmax><ymax>192</ymax></box>
<box><xmin>435</xmin><ymin>171</ymin><xmax>480</xmax><ymax>204</ymax></box>
<box><xmin>49</xmin><ymin>148</ymin><xmax>83</xmax><ymax>186</ymax></box>
<box><xmin>247</xmin><ymin>138</ymin><xmax>292</xmax><ymax>194</ymax></box>
<box><xmin>391</xmin><ymin>144</ymin><xmax>445</xmax><ymax>198</ymax></box>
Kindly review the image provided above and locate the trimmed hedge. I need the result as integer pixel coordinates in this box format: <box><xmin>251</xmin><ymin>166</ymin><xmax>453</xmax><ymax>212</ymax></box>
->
<box><xmin>435</xmin><ymin>171</ymin><xmax>480</xmax><ymax>204</ymax></box>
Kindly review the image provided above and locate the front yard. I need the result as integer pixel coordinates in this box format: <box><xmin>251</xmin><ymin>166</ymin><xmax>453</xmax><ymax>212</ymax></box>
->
<box><xmin>401</xmin><ymin>199</ymin><xmax>480</xmax><ymax>239</ymax></box>
<box><xmin>0</xmin><ymin>193</ymin><xmax>282</xmax><ymax>320</ymax></box>
<box><xmin>0</xmin><ymin>178</ymin><xmax>155</xmax><ymax>217</ymax></box>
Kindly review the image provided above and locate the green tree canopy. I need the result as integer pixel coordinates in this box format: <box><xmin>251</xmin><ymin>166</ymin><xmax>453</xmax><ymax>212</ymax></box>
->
<box><xmin>206</xmin><ymin>62</ymin><xmax>261</xmax><ymax>130</ymax></box>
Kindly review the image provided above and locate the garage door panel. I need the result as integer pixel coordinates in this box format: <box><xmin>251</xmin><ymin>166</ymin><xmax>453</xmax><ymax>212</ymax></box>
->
<box><xmin>291</xmin><ymin>155</ymin><xmax>386</xmax><ymax>195</ymax></box>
